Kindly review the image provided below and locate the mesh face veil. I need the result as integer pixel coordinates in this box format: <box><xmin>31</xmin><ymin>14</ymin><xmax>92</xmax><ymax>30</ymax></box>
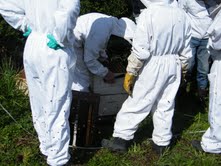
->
<box><xmin>111</xmin><ymin>17</ymin><xmax>136</xmax><ymax>44</ymax></box>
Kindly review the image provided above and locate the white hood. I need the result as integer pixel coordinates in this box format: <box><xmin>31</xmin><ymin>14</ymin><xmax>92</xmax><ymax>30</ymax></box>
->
<box><xmin>141</xmin><ymin>0</ymin><xmax>172</xmax><ymax>7</ymax></box>
<box><xmin>111</xmin><ymin>17</ymin><xmax>136</xmax><ymax>44</ymax></box>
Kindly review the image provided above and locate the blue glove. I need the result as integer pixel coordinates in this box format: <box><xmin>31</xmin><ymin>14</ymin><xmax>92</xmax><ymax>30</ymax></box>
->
<box><xmin>23</xmin><ymin>26</ymin><xmax>32</xmax><ymax>37</ymax></box>
<box><xmin>47</xmin><ymin>34</ymin><xmax>62</xmax><ymax>50</ymax></box>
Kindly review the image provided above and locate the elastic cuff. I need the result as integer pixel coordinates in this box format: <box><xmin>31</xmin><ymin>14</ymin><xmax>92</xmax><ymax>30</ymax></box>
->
<box><xmin>126</xmin><ymin>53</ymin><xmax>144</xmax><ymax>76</ymax></box>
<box><xmin>53</xmin><ymin>33</ymin><xmax>64</xmax><ymax>48</ymax></box>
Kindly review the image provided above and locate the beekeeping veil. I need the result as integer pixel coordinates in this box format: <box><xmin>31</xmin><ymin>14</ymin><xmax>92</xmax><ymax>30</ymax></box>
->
<box><xmin>111</xmin><ymin>17</ymin><xmax>136</xmax><ymax>44</ymax></box>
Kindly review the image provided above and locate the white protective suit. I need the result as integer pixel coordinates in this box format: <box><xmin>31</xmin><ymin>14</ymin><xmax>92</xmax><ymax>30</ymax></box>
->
<box><xmin>0</xmin><ymin>0</ymin><xmax>80</xmax><ymax>165</ymax></box>
<box><xmin>141</xmin><ymin>0</ymin><xmax>178</xmax><ymax>8</ymax></box>
<box><xmin>71</xmin><ymin>13</ymin><xmax>136</xmax><ymax>92</ymax></box>
<box><xmin>113</xmin><ymin>0</ymin><xmax>192</xmax><ymax>146</ymax></box>
<box><xmin>201</xmin><ymin>9</ymin><xmax>221</xmax><ymax>154</ymax></box>
<box><xmin>178</xmin><ymin>0</ymin><xmax>217</xmax><ymax>39</ymax></box>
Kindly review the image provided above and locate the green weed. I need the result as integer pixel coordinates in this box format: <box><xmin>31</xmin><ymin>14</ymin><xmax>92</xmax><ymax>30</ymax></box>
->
<box><xmin>0</xmin><ymin>58</ymin><xmax>46</xmax><ymax>166</ymax></box>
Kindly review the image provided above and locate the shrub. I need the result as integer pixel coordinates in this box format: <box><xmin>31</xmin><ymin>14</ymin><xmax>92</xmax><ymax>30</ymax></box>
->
<box><xmin>80</xmin><ymin>0</ymin><xmax>132</xmax><ymax>17</ymax></box>
<box><xmin>0</xmin><ymin>16</ymin><xmax>25</xmax><ymax>68</ymax></box>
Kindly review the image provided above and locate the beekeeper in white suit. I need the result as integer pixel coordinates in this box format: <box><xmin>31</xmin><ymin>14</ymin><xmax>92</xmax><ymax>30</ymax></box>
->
<box><xmin>0</xmin><ymin>0</ymin><xmax>80</xmax><ymax>165</ymax></box>
<box><xmin>178</xmin><ymin>0</ymin><xmax>218</xmax><ymax>105</ymax></box>
<box><xmin>192</xmin><ymin>8</ymin><xmax>221</xmax><ymax>154</ymax></box>
<box><xmin>71</xmin><ymin>12</ymin><xmax>136</xmax><ymax>92</ymax></box>
<box><xmin>102</xmin><ymin>0</ymin><xmax>192</xmax><ymax>155</ymax></box>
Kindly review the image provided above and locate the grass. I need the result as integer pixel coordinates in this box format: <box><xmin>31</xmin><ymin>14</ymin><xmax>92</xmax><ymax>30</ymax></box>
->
<box><xmin>0</xmin><ymin>58</ymin><xmax>221</xmax><ymax>166</ymax></box>
<box><xmin>0</xmin><ymin>58</ymin><xmax>46</xmax><ymax>166</ymax></box>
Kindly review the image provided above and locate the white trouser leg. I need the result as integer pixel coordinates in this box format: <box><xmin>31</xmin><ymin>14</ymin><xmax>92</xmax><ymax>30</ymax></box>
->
<box><xmin>201</xmin><ymin>60</ymin><xmax>221</xmax><ymax>153</ymax></box>
<box><xmin>152</xmin><ymin>63</ymin><xmax>181</xmax><ymax>146</ymax></box>
<box><xmin>24</xmin><ymin>61</ymin><xmax>48</xmax><ymax>156</ymax></box>
<box><xmin>44</xmin><ymin>65</ymin><xmax>72</xmax><ymax>166</ymax></box>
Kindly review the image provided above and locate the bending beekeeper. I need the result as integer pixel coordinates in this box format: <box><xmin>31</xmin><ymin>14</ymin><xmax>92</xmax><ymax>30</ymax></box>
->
<box><xmin>71</xmin><ymin>12</ymin><xmax>136</xmax><ymax>92</ymax></box>
<box><xmin>102</xmin><ymin>0</ymin><xmax>192</xmax><ymax>155</ymax></box>
<box><xmin>191</xmin><ymin>8</ymin><xmax>221</xmax><ymax>154</ymax></box>
<box><xmin>0</xmin><ymin>0</ymin><xmax>80</xmax><ymax>165</ymax></box>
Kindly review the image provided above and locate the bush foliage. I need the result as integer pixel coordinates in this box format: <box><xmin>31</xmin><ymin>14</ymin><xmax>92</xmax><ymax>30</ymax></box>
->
<box><xmin>0</xmin><ymin>16</ymin><xmax>25</xmax><ymax>68</ymax></box>
<box><xmin>80</xmin><ymin>0</ymin><xmax>132</xmax><ymax>17</ymax></box>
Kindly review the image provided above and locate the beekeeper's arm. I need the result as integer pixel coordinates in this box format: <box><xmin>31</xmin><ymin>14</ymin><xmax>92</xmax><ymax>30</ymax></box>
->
<box><xmin>84</xmin><ymin>34</ymin><xmax>114</xmax><ymax>83</ymax></box>
<box><xmin>179</xmin><ymin>15</ymin><xmax>193</xmax><ymax>82</ymax></box>
<box><xmin>177</xmin><ymin>0</ymin><xmax>188</xmax><ymax>12</ymax></box>
<box><xmin>207</xmin><ymin>10</ymin><xmax>221</xmax><ymax>50</ymax></box>
<box><xmin>0</xmin><ymin>0</ymin><xmax>28</xmax><ymax>32</ymax></box>
<box><xmin>52</xmin><ymin>0</ymin><xmax>80</xmax><ymax>47</ymax></box>
<box><xmin>124</xmin><ymin>9</ymin><xmax>151</xmax><ymax>95</ymax></box>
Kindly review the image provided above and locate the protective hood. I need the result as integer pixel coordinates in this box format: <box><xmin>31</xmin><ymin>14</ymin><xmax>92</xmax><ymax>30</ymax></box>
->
<box><xmin>111</xmin><ymin>17</ymin><xmax>136</xmax><ymax>44</ymax></box>
<box><xmin>141</xmin><ymin>0</ymin><xmax>176</xmax><ymax>7</ymax></box>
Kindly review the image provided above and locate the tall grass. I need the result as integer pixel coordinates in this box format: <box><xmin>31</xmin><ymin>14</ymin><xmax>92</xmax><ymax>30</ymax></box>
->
<box><xmin>0</xmin><ymin>58</ymin><xmax>29</xmax><ymax>127</ymax></box>
<box><xmin>0</xmin><ymin>58</ymin><xmax>46</xmax><ymax>166</ymax></box>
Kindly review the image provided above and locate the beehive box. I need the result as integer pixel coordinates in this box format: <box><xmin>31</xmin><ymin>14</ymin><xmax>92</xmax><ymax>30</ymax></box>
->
<box><xmin>92</xmin><ymin>73</ymin><xmax>128</xmax><ymax>116</ymax></box>
<box><xmin>92</xmin><ymin>40</ymin><xmax>129</xmax><ymax>116</ymax></box>
<box><xmin>69</xmin><ymin>91</ymin><xmax>100</xmax><ymax>147</ymax></box>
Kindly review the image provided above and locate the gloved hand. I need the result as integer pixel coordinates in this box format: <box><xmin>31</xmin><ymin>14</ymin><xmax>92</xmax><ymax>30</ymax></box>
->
<box><xmin>23</xmin><ymin>26</ymin><xmax>32</xmax><ymax>37</ymax></box>
<box><xmin>180</xmin><ymin>63</ymin><xmax>189</xmax><ymax>87</ymax></box>
<box><xmin>123</xmin><ymin>72</ymin><xmax>136</xmax><ymax>96</ymax></box>
<box><xmin>103</xmin><ymin>70</ymin><xmax>115</xmax><ymax>84</ymax></box>
<box><xmin>47</xmin><ymin>34</ymin><xmax>62</xmax><ymax>50</ymax></box>
<box><xmin>180</xmin><ymin>73</ymin><xmax>187</xmax><ymax>88</ymax></box>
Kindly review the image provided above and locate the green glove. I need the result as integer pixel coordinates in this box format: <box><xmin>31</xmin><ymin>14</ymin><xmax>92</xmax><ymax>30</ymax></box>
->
<box><xmin>47</xmin><ymin>34</ymin><xmax>62</xmax><ymax>50</ymax></box>
<box><xmin>23</xmin><ymin>26</ymin><xmax>32</xmax><ymax>37</ymax></box>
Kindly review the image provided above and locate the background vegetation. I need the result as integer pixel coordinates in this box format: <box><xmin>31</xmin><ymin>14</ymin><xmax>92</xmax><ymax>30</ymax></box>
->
<box><xmin>1</xmin><ymin>0</ymin><xmax>221</xmax><ymax>166</ymax></box>
<box><xmin>80</xmin><ymin>0</ymin><xmax>132</xmax><ymax>17</ymax></box>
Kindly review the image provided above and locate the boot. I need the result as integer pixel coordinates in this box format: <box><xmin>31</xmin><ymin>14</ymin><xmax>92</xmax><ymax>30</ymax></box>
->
<box><xmin>101</xmin><ymin>137</ymin><xmax>132</xmax><ymax>153</ymax></box>
<box><xmin>191</xmin><ymin>140</ymin><xmax>204</xmax><ymax>152</ymax></box>
<box><xmin>151</xmin><ymin>141</ymin><xmax>169</xmax><ymax>156</ymax></box>
<box><xmin>198</xmin><ymin>88</ymin><xmax>207</xmax><ymax>98</ymax></box>
<box><xmin>198</xmin><ymin>88</ymin><xmax>207</xmax><ymax>101</ymax></box>
<box><xmin>198</xmin><ymin>88</ymin><xmax>208</xmax><ymax>110</ymax></box>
